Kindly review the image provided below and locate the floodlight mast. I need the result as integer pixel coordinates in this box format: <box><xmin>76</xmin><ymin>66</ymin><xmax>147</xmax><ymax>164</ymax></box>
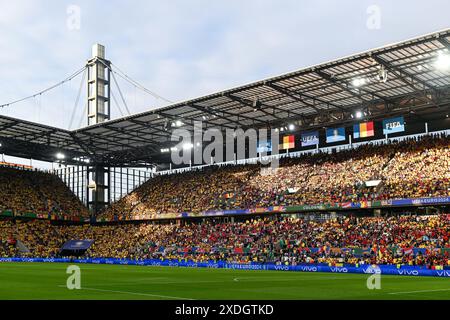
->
<box><xmin>86</xmin><ymin>44</ymin><xmax>111</xmax><ymax>216</ymax></box>
<box><xmin>87</xmin><ymin>44</ymin><xmax>111</xmax><ymax>125</ymax></box>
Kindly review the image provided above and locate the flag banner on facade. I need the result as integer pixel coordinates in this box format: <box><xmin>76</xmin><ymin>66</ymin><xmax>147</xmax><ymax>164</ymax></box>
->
<box><xmin>301</xmin><ymin>131</ymin><xmax>319</xmax><ymax>146</ymax></box>
<box><xmin>353</xmin><ymin>121</ymin><xmax>374</xmax><ymax>139</ymax></box>
<box><xmin>326</xmin><ymin>127</ymin><xmax>345</xmax><ymax>143</ymax></box>
<box><xmin>280</xmin><ymin>135</ymin><xmax>295</xmax><ymax>149</ymax></box>
<box><xmin>383</xmin><ymin>116</ymin><xmax>405</xmax><ymax>135</ymax></box>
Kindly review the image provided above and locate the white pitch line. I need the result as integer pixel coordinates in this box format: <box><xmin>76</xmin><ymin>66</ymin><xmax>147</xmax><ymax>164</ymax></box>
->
<box><xmin>93</xmin><ymin>275</ymin><xmax>362</xmax><ymax>287</ymax></box>
<box><xmin>57</xmin><ymin>285</ymin><xmax>194</xmax><ymax>300</ymax></box>
<box><xmin>231</xmin><ymin>276</ymin><xmax>360</xmax><ymax>282</ymax></box>
<box><xmin>388</xmin><ymin>288</ymin><xmax>450</xmax><ymax>295</ymax></box>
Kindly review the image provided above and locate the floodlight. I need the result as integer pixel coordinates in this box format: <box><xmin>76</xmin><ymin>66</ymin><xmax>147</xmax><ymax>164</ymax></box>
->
<box><xmin>435</xmin><ymin>53</ymin><xmax>450</xmax><ymax>70</ymax></box>
<box><xmin>352</xmin><ymin>78</ymin><xmax>366</xmax><ymax>87</ymax></box>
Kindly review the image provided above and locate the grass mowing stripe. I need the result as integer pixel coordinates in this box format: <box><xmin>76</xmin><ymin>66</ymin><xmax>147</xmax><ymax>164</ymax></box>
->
<box><xmin>57</xmin><ymin>285</ymin><xmax>195</xmax><ymax>300</ymax></box>
<box><xmin>92</xmin><ymin>276</ymin><xmax>362</xmax><ymax>287</ymax></box>
<box><xmin>388</xmin><ymin>288</ymin><xmax>450</xmax><ymax>295</ymax></box>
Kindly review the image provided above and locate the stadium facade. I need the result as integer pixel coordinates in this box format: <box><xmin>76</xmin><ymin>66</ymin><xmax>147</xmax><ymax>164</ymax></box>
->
<box><xmin>0</xmin><ymin>29</ymin><xmax>450</xmax><ymax>218</ymax></box>
<box><xmin>1</xmin><ymin>31</ymin><xmax>450</xmax><ymax>285</ymax></box>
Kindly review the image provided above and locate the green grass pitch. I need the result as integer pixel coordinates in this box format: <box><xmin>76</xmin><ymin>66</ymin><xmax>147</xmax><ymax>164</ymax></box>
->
<box><xmin>0</xmin><ymin>263</ymin><xmax>449</xmax><ymax>300</ymax></box>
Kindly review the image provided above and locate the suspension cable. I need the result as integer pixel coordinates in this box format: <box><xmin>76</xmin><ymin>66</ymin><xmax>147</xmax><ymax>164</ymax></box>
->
<box><xmin>0</xmin><ymin>66</ymin><xmax>86</xmax><ymax>108</ymax></box>
<box><xmin>110</xmin><ymin>71</ymin><xmax>132</xmax><ymax>115</ymax></box>
<box><xmin>110</xmin><ymin>90</ymin><xmax>126</xmax><ymax>117</ymax></box>
<box><xmin>77</xmin><ymin>101</ymin><xmax>88</xmax><ymax>128</ymax></box>
<box><xmin>98</xmin><ymin>59</ymin><xmax>173</xmax><ymax>104</ymax></box>
<box><xmin>68</xmin><ymin>68</ymin><xmax>87</xmax><ymax>130</ymax></box>
<box><xmin>112</xmin><ymin>63</ymin><xmax>174</xmax><ymax>103</ymax></box>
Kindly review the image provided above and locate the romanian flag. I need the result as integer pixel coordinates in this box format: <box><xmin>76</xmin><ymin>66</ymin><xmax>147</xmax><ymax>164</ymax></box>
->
<box><xmin>353</xmin><ymin>121</ymin><xmax>374</xmax><ymax>139</ymax></box>
<box><xmin>280</xmin><ymin>135</ymin><xmax>295</xmax><ymax>150</ymax></box>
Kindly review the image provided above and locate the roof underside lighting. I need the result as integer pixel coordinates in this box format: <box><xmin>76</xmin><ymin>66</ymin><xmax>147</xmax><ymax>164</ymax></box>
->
<box><xmin>355</xmin><ymin>111</ymin><xmax>363</xmax><ymax>119</ymax></box>
<box><xmin>56</xmin><ymin>152</ymin><xmax>65</xmax><ymax>160</ymax></box>
<box><xmin>352</xmin><ymin>78</ymin><xmax>366</xmax><ymax>87</ymax></box>
<box><xmin>435</xmin><ymin>53</ymin><xmax>450</xmax><ymax>71</ymax></box>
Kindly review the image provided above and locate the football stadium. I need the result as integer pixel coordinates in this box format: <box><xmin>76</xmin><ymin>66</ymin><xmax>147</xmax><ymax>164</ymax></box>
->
<box><xmin>0</xmin><ymin>3</ymin><xmax>450</xmax><ymax>311</ymax></box>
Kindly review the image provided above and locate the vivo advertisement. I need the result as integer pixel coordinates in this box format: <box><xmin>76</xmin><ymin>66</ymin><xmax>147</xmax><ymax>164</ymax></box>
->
<box><xmin>1</xmin><ymin>257</ymin><xmax>448</xmax><ymax>278</ymax></box>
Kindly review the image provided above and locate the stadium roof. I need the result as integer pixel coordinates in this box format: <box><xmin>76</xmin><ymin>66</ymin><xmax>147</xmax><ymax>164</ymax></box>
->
<box><xmin>2</xmin><ymin>28</ymin><xmax>450</xmax><ymax>166</ymax></box>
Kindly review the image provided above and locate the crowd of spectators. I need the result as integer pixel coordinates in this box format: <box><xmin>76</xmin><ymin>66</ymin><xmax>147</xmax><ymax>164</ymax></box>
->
<box><xmin>1</xmin><ymin>133</ymin><xmax>449</xmax><ymax>270</ymax></box>
<box><xmin>0</xmin><ymin>220</ymin><xmax>18</xmax><ymax>257</ymax></box>
<box><xmin>1</xmin><ymin>214</ymin><xmax>449</xmax><ymax>268</ymax></box>
<box><xmin>102</xmin><ymin>134</ymin><xmax>450</xmax><ymax>219</ymax></box>
<box><xmin>0</xmin><ymin>167</ymin><xmax>89</xmax><ymax>218</ymax></box>
<box><xmin>0</xmin><ymin>134</ymin><xmax>448</xmax><ymax>220</ymax></box>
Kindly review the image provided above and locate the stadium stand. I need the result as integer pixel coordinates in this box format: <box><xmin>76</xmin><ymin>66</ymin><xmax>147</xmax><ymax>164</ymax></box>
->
<box><xmin>100</xmin><ymin>133</ymin><xmax>450</xmax><ymax>219</ymax></box>
<box><xmin>0</xmin><ymin>133</ymin><xmax>449</xmax><ymax>269</ymax></box>
<box><xmin>0</xmin><ymin>167</ymin><xmax>89</xmax><ymax>218</ymax></box>
<box><xmin>0</xmin><ymin>214</ymin><xmax>449</xmax><ymax>268</ymax></box>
